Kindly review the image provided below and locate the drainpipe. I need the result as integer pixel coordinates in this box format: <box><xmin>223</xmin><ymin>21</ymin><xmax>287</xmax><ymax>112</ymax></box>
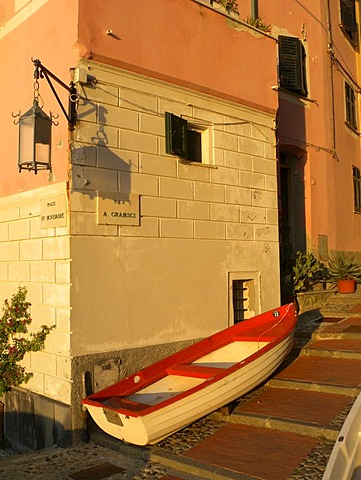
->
<box><xmin>251</xmin><ymin>0</ymin><xmax>258</xmax><ymax>20</ymax></box>
<box><xmin>325</xmin><ymin>0</ymin><xmax>336</xmax><ymax>155</ymax></box>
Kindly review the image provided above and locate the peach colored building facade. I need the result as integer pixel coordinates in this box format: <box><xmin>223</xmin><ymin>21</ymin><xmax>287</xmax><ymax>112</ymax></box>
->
<box><xmin>256</xmin><ymin>0</ymin><xmax>361</xmax><ymax>294</ymax></box>
<box><xmin>0</xmin><ymin>0</ymin><xmax>280</xmax><ymax>448</ymax></box>
<box><xmin>1</xmin><ymin>0</ymin><xmax>360</xmax><ymax>449</ymax></box>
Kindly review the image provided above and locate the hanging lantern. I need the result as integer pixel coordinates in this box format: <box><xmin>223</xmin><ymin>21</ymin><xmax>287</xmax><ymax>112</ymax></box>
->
<box><xmin>12</xmin><ymin>58</ymin><xmax>78</xmax><ymax>174</ymax></box>
<box><xmin>17</xmin><ymin>99</ymin><xmax>52</xmax><ymax>174</ymax></box>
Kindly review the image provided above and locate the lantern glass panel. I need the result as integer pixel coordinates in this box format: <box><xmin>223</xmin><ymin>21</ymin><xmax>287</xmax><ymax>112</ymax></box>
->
<box><xmin>18</xmin><ymin>101</ymin><xmax>52</xmax><ymax>172</ymax></box>
<box><xmin>19</xmin><ymin>116</ymin><xmax>35</xmax><ymax>166</ymax></box>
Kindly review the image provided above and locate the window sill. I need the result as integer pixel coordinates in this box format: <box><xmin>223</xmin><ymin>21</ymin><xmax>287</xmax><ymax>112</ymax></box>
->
<box><xmin>179</xmin><ymin>158</ymin><xmax>218</xmax><ymax>169</ymax></box>
<box><xmin>271</xmin><ymin>86</ymin><xmax>318</xmax><ymax>105</ymax></box>
<box><xmin>339</xmin><ymin>24</ymin><xmax>359</xmax><ymax>48</ymax></box>
<box><xmin>345</xmin><ymin>121</ymin><xmax>360</xmax><ymax>135</ymax></box>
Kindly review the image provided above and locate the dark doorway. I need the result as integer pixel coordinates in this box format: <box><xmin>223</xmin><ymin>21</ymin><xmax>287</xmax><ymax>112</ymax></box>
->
<box><xmin>279</xmin><ymin>152</ymin><xmax>306</xmax><ymax>302</ymax></box>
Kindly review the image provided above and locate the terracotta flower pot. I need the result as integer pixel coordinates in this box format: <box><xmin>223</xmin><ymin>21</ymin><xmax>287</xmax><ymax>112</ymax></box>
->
<box><xmin>337</xmin><ymin>279</ymin><xmax>356</xmax><ymax>294</ymax></box>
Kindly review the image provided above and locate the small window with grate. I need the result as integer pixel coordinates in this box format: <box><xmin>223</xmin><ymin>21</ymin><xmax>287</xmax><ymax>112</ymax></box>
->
<box><xmin>345</xmin><ymin>81</ymin><xmax>357</xmax><ymax>131</ymax></box>
<box><xmin>353</xmin><ymin>166</ymin><xmax>361</xmax><ymax>213</ymax></box>
<box><xmin>232</xmin><ymin>280</ymin><xmax>248</xmax><ymax>324</ymax></box>
<box><xmin>340</xmin><ymin>0</ymin><xmax>358</xmax><ymax>43</ymax></box>
<box><xmin>278</xmin><ymin>36</ymin><xmax>308</xmax><ymax>97</ymax></box>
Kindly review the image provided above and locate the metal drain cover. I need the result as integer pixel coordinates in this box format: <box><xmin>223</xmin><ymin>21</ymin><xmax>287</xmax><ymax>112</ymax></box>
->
<box><xmin>69</xmin><ymin>462</ymin><xmax>125</xmax><ymax>480</ymax></box>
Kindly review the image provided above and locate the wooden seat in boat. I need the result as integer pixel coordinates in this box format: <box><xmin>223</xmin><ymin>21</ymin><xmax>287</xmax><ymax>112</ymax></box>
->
<box><xmin>166</xmin><ymin>363</ymin><xmax>225</xmax><ymax>379</ymax></box>
<box><xmin>102</xmin><ymin>396</ymin><xmax>150</xmax><ymax>411</ymax></box>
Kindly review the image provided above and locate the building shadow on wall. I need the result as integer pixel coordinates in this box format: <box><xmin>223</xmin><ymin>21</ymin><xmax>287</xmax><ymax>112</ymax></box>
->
<box><xmin>276</xmin><ymin>96</ymin><xmax>307</xmax><ymax>303</ymax></box>
<box><xmin>73</xmin><ymin>102</ymin><xmax>136</xmax><ymax>201</ymax></box>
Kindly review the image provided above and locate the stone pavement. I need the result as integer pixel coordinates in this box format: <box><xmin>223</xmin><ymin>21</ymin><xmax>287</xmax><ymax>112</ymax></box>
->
<box><xmin>1</xmin><ymin>292</ymin><xmax>361</xmax><ymax>479</ymax></box>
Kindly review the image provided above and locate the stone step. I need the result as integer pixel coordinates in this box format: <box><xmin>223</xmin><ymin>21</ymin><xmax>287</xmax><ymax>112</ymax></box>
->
<box><xmin>152</xmin><ymin>423</ymin><xmax>329</xmax><ymax>480</ymax></box>
<box><xmin>312</xmin><ymin>324</ymin><xmax>361</xmax><ymax>341</ymax></box>
<box><xmin>224</xmin><ymin>411</ymin><xmax>340</xmax><ymax>441</ymax></box>
<box><xmin>211</xmin><ymin>383</ymin><xmax>356</xmax><ymax>440</ymax></box>
<box><xmin>151</xmin><ymin>449</ymin><xmax>257</xmax><ymax>480</ymax></box>
<box><xmin>302</xmin><ymin>338</ymin><xmax>361</xmax><ymax>360</ymax></box>
<box><xmin>268</xmin><ymin>378</ymin><xmax>359</xmax><ymax>396</ymax></box>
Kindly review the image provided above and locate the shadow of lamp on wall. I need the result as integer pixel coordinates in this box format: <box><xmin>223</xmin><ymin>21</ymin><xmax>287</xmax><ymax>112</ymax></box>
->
<box><xmin>12</xmin><ymin>58</ymin><xmax>77</xmax><ymax>174</ymax></box>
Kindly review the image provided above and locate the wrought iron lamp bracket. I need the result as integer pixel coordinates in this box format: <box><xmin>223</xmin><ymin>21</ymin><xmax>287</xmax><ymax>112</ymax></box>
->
<box><xmin>32</xmin><ymin>58</ymin><xmax>77</xmax><ymax>130</ymax></box>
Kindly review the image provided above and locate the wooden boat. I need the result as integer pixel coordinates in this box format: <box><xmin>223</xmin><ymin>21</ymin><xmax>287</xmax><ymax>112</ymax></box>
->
<box><xmin>82</xmin><ymin>303</ymin><xmax>297</xmax><ymax>446</ymax></box>
<box><xmin>323</xmin><ymin>392</ymin><xmax>361</xmax><ymax>480</ymax></box>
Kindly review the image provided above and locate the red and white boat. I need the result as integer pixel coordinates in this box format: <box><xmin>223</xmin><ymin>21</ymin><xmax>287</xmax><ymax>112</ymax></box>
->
<box><xmin>82</xmin><ymin>303</ymin><xmax>298</xmax><ymax>446</ymax></box>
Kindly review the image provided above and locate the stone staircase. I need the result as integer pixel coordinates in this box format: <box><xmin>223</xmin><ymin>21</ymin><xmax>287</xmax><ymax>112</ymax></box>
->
<box><xmin>149</xmin><ymin>292</ymin><xmax>361</xmax><ymax>479</ymax></box>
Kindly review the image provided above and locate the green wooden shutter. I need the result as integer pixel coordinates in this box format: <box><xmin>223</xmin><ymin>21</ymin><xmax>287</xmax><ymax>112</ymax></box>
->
<box><xmin>353</xmin><ymin>166</ymin><xmax>361</xmax><ymax>212</ymax></box>
<box><xmin>345</xmin><ymin>82</ymin><xmax>357</xmax><ymax>130</ymax></box>
<box><xmin>340</xmin><ymin>0</ymin><xmax>357</xmax><ymax>33</ymax></box>
<box><xmin>279</xmin><ymin>36</ymin><xmax>307</xmax><ymax>96</ymax></box>
<box><xmin>165</xmin><ymin>112</ymin><xmax>188</xmax><ymax>159</ymax></box>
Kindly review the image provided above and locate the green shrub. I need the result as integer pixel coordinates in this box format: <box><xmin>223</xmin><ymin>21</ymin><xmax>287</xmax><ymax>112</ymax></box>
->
<box><xmin>0</xmin><ymin>286</ymin><xmax>55</xmax><ymax>396</ymax></box>
<box><xmin>293</xmin><ymin>251</ymin><xmax>328</xmax><ymax>293</ymax></box>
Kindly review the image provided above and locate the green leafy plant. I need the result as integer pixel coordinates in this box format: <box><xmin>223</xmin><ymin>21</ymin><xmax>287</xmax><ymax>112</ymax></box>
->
<box><xmin>0</xmin><ymin>286</ymin><xmax>55</xmax><ymax>396</ymax></box>
<box><xmin>213</xmin><ymin>0</ymin><xmax>239</xmax><ymax>15</ymax></box>
<box><xmin>328</xmin><ymin>253</ymin><xmax>361</xmax><ymax>283</ymax></box>
<box><xmin>293</xmin><ymin>251</ymin><xmax>328</xmax><ymax>293</ymax></box>
<box><xmin>244</xmin><ymin>16</ymin><xmax>272</xmax><ymax>32</ymax></box>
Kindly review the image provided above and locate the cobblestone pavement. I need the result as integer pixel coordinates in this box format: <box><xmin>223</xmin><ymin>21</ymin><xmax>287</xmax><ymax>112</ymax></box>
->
<box><xmin>0</xmin><ymin>417</ymin><xmax>225</xmax><ymax>479</ymax></box>
<box><xmin>0</xmin><ymin>441</ymin><xmax>165</xmax><ymax>480</ymax></box>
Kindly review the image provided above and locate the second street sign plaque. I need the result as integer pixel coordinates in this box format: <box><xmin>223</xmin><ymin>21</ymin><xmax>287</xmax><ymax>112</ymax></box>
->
<box><xmin>97</xmin><ymin>192</ymin><xmax>140</xmax><ymax>226</ymax></box>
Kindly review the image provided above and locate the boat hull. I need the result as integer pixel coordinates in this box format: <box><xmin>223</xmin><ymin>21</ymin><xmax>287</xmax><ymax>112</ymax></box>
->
<box><xmin>323</xmin><ymin>393</ymin><xmax>361</xmax><ymax>480</ymax></box>
<box><xmin>83</xmin><ymin>303</ymin><xmax>297</xmax><ymax>445</ymax></box>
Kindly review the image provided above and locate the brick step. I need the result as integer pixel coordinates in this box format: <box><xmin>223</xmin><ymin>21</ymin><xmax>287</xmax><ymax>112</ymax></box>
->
<box><xmin>268</xmin><ymin>378</ymin><xmax>358</xmax><ymax>396</ymax></box>
<box><xmin>152</xmin><ymin>450</ymin><xmax>252</xmax><ymax>480</ymax></box>
<box><xmin>312</xmin><ymin>324</ymin><xmax>361</xmax><ymax>341</ymax></box>
<box><xmin>224</xmin><ymin>411</ymin><xmax>339</xmax><ymax>440</ymax></box>
<box><xmin>151</xmin><ymin>423</ymin><xmax>326</xmax><ymax>480</ymax></box>
<box><xmin>302</xmin><ymin>338</ymin><xmax>361</xmax><ymax>359</ymax></box>
<box><xmin>212</xmin><ymin>385</ymin><xmax>355</xmax><ymax>440</ymax></box>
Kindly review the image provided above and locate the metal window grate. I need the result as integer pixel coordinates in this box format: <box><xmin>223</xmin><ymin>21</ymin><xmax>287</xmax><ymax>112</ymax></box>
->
<box><xmin>232</xmin><ymin>280</ymin><xmax>248</xmax><ymax>323</ymax></box>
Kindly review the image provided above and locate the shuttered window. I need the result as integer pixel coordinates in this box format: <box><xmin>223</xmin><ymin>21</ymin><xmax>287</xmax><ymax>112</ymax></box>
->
<box><xmin>278</xmin><ymin>36</ymin><xmax>307</xmax><ymax>97</ymax></box>
<box><xmin>353</xmin><ymin>166</ymin><xmax>361</xmax><ymax>212</ymax></box>
<box><xmin>345</xmin><ymin>81</ymin><xmax>357</xmax><ymax>130</ymax></box>
<box><xmin>165</xmin><ymin>112</ymin><xmax>188</xmax><ymax>159</ymax></box>
<box><xmin>165</xmin><ymin>112</ymin><xmax>203</xmax><ymax>162</ymax></box>
<box><xmin>340</xmin><ymin>0</ymin><xmax>357</xmax><ymax>34</ymax></box>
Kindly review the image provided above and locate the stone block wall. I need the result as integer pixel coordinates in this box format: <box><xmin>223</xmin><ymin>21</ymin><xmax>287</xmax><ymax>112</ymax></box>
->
<box><xmin>0</xmin><ymin>182</ymin><xmax>72</xmax><ymax>412</ymax></box>
<box><xmin>68</xmin><ymin>61</ymin><xmax>281</xmax><ymax>360</ymax></box>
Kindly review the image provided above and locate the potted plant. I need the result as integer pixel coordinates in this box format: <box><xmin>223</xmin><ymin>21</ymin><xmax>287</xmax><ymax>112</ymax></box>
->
<box><xmin>328</xmin><ymin>252</ymin><xmax>361</xmax><ymax>293</ymax></box>
<box><xmin>293</xmin><ymin>251</ymin><xmax>329</xmax><ymax>294</ymax></box>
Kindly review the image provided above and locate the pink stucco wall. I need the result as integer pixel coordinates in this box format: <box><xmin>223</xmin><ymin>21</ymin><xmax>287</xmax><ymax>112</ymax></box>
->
<box><xmin>1</xmin><ymin>0</ymin><xmax>278</xmax><ymax>198</ymax></box>
<box><xmin>3</xmin><ymin>0</ymin><xmax>360</xmax><ymax>252</ymax></box>
<box><xmin>77</xmin><ymin>0</ymin><xmax>278</xmax><ymax>115</ymax></box>
<box><xmin>0</xmin><ymin>0</ymin><xmax>78</xmax><ymax>196</ymax></box>
<box><xmin>258</xmin><ymin>0</ymin><xmax>361</xmax><ymax>252</ymax></box>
